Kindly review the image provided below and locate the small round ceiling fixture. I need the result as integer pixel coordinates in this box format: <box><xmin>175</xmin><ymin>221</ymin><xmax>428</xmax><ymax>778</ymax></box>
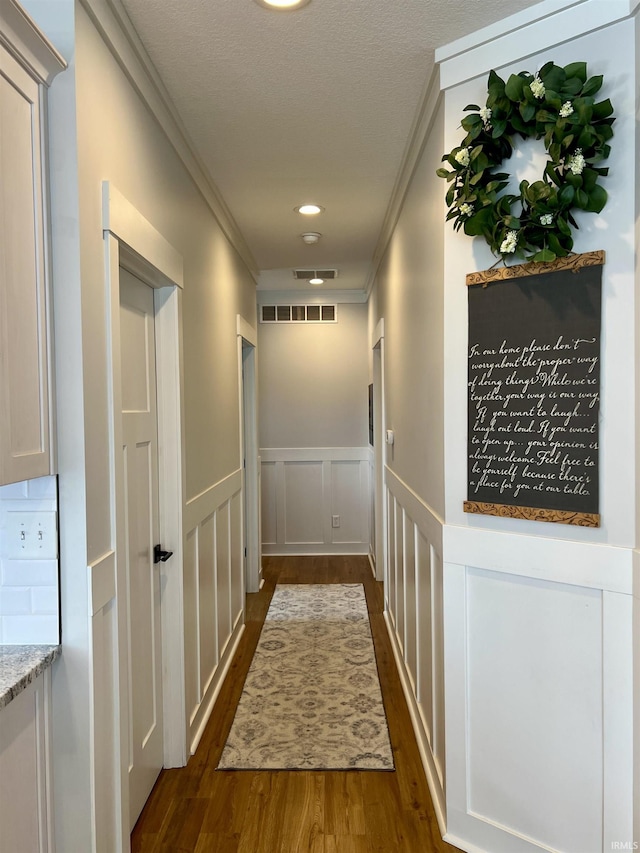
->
<box><xmin>309</xmin><ymin>277</ymin><xmax>324</xmax><ymax>285</ymax></box>
<box><xmin>295</xmin><ymin>204</ymin><xmax>324</xmax><ymax>215</ymax></box>
<box><xmin>254</xmin><ymin>0</ymin><xmax>311</xmax><ymax>9</ymax></box>
<box><xmin>301</xmin><ymin>232</ymin><xmax>322</xmax><ymax>245</ymax></box>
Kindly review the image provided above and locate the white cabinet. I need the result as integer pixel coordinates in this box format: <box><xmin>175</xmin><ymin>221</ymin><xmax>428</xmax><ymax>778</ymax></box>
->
<box><xmin>0</xmin><ymin>670</ymin><xmax>54</xmax><ymax>853</ymax></box>
<box><xmin>0</xmin><ymin>2</ymin><xmax>65</xmax><ymax>485</ymax></box>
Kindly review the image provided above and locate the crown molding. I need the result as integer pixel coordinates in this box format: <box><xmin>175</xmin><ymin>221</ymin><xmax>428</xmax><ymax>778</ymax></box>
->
<box><xmin>436</xmin><ymin>0</ymin><xmax>633</xmax><ymax>90</ymax></box>
<box><xmin>2</xmin><ymin>0</ymin><xmax>67</xmax><ymax>85</ymax></box>
<box><xmin>365</xmin><ymin>65</ymin><xmax>442</xmax><ymax>298</ymax></box>
<box><xmin>80</xmin><ymin>0</ymin><xmax>259</xmax><ymax>280</ymax></box>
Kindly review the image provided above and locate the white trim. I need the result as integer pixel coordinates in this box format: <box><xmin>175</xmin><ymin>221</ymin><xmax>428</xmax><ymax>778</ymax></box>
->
<box><xmin>238</xmin><ymin>320</ymin><xmax>261</xmax><ymax>594</ymax></box>
<box><xmin>384</xmin><ymin>609</ymin><xmax>446</xmax><ymax>835</ymax></box>
<box><xmin>184</xmin><ymin>469</ymin><xmax>242</xmax><ymax>533</ymax></box>
<box><xmin>83</xmin><ymin>0</ymin><xmax>257</xmax><ymax>279</ymax></box>
<box><xmin>102</xmin><ymin>184</ymin><xmax>183</xmax><ymax>288</ymax></box>
<box><xmin>236</xmin><ymin>314</ymin><xmax>257</xmax><ymax>348</ymax></box>
<box><xmin>103</xmin><ymin>186</ymin><xmax>186</xmax><ymax>847</ymax></box>
<box><xmin>260</xmin><ymin>447</ymin><xmax>370</xmax><ymax>462</ymax></box>
<box><xmin>436</xmin><ymin>0</ymin><xmax>633</xmax><ymax>90</ymax></box>
<box><xmin>88</xmin><ymin>550</ymin><xmax>116</xmax><ymax>615</ymax></box>
<box><xmin>442</xmin><ymin>525</ymin><xmax>633</xmax><ymax>594</ymax></box>
<box><xmin>371</xmin><ymin>318</ymin><xmax>385</xmax><ymax>349</ymax></box>
<box><xmin>1</xmin><ymin>0</ymin><xmax>66</xmax><ymax>85</ymax></box>
<box><xmin>189</xmin><ymin>618</ymin><xmax>245</xmax><ymax>755</ymax></box>
<box><xmin>262</xmin><ymin>544</ymin><xmax>369</xmax><ymax>556</ymax></box>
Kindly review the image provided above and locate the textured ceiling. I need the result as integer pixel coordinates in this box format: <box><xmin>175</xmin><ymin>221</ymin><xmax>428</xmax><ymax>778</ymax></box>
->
<box><xmin>118</xmin><ymin>0</ymin><xmax>543</xmax><ymax>292</ymax></box>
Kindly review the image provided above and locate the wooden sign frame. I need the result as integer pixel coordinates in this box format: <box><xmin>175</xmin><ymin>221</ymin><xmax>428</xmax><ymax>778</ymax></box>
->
<box><xmin>464</xmin><ymin>250</ymin><xmax>604</xmax><ymax>527</ymax></box>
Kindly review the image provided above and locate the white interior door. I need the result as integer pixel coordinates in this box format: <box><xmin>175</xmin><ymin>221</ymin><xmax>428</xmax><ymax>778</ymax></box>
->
<box><xmin>119</xmin><ymin>268</ymin><xmax>164</xmax><ymax>830</ymax></box>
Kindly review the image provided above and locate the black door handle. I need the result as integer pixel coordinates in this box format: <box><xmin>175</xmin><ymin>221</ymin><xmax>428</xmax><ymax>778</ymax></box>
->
<box><xmin>154</xmin><ymin>544</ymin><xmax>174</xmax><ymax>564</ymax></box>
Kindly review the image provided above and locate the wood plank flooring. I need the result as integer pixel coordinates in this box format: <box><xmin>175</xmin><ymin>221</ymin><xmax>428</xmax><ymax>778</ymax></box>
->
<box><xmin>131</xmin><ymin>555</ymin><xmax>460</xmax><ymax>853</ymax></box>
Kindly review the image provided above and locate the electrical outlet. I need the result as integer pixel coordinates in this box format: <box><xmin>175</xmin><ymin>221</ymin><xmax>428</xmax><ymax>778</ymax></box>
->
<box><xmin>332</xmin><ymin>515</ymin><xmax>340</xmax><ymax>528</ymax></box>
<box><xmin>5</xmin><ymin>511</ymin><xmax>58</xmax><ymax>560</ymax></box>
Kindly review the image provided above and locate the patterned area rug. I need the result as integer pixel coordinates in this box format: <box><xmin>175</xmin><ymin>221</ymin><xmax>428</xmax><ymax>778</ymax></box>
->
<box><xmin>217</xmin><ymin>583</ymin><xmax>394</xmax><ymax>770</ymax></box>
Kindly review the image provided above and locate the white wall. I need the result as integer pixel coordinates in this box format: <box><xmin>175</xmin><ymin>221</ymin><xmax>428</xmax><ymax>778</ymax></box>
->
<box><xmin>368</xmin><ymin>88</ymin><xmax>448</xmax><ymax>827</ymax></box>
<box><xmin>370</xmin><ymin>3</ymin><xmax>638</xmax><ymax>852</ymax></box>
<box><xmin>23</xmin><ymin>1</ymin><xmax>257</xmax><ymax>849</ymax></box>
<box><xmin>259</xmin><ymin>302</ymin><xmax>371</xmax><ymax>554</ymax></box>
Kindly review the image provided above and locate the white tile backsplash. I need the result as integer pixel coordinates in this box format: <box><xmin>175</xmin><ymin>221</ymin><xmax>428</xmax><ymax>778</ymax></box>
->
<box><xmin>0</xmin><ymin>476</ymin><xmax>59</xmax><ymax>644</ymax></box>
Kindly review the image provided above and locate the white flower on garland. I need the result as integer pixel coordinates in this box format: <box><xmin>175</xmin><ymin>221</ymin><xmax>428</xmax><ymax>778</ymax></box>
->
<box><xmin>530</xmin><ymin>75</ymin><xmax>546</xmax><ymax>99</ymax></box>
<box><xmin>455</xmin><ymin>147</ymin><xmax>470</xmax><ymax>167</ymax></box>
<box><xmin>500</xmin><ymin>230</ymin><xmax>519</xmax><ymax>254</ymax></box>
<box><xmin>460</xmin><ymin>203</ymin><xmax>474</xmax><ymax>216</ymax></box>
<box><xmin>479</xmin><ymin>106</ymin><xmax>492</xmax><ymax>129</ymax></box>
<box><xmin>559</xmin><ymin>101</ymin><xmax>574</xmax><ymax>118</ymax></box>
<box><xmin>540</xmin><ymin>213</ymin><xmax>553</xmax><ymax>225</ymax></box>
<box><xmin>567</xmin><ymin>148</ymin><xmax>586</xmax><ymax>175</ymax></box>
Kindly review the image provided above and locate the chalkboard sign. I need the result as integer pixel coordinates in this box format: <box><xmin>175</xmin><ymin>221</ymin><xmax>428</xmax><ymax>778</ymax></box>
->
<box><xmin>465</xmin><ymin>251</ymin><xmax>603</xmax><ymax>527</ymax></box>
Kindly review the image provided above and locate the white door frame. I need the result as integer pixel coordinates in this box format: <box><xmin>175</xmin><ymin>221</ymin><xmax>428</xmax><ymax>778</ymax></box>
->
<box><xmin>103</xmin><ymin>182</ymin><xmax>186</xmax><ymax>845</ymax></box>
<box><xmin>237</xmin><ymin>315</ymin><xmax>261</xmax><ymax>594</ymax></box>
<box><xmin>372</xmin><ymin>319</ymin><xmax>387</xmax><ymax>588</ymax></box>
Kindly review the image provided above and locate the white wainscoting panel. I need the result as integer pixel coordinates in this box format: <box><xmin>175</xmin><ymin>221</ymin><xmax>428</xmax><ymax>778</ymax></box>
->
<box><xmin>183</xmin><ymin>469</ymin><xmax>245</xmax><ymax>754</ymax></box>
<box><xmin>443</xmin><ymin>526</ymin><xmax>634</xmax><ymax>853</ymax></box>
<box><xmin>383</xmin><ymin>466</ymin><xmax>446</xmax><ymax>830</ymax></box>
<box><xmin>261</xmin><ymin>448</ymin><xmax>370</xmax><ymax>555</ymax></box>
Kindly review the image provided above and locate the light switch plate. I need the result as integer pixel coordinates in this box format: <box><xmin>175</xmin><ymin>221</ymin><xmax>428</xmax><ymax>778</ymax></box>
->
<box><xmin>4</xmin><ymin>511</ymin><xmax>58</xmax><ymax>560</ymax></box>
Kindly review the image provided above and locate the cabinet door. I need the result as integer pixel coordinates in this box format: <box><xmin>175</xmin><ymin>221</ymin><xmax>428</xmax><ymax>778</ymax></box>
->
<box><xmin>0</xmin><ymin>45</ymin><xmax>51</xmax><ymax>484</ymax></box>
<box><xmin>0</xmin><ymin>672</ymin><xmax>53</xmax><ymax>853</ymax></box>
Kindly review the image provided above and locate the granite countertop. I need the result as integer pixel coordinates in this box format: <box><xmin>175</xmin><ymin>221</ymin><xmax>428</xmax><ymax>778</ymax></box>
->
<box><xmin>0</xmin><ymin>645</ymin><xmax>61</xmax><ymax>710</ymax></box>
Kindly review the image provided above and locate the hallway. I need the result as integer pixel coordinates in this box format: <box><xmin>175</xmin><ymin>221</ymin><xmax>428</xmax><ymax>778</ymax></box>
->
<box><xmin>131</xmin><ymin>556</ymin><xmax>459</xmax><ymax>852</ymax></box>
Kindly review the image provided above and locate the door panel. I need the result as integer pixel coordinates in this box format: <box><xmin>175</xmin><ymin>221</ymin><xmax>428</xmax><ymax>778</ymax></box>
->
<box><xmin>119</xmin><ymin>268</ymin><xmax>163</xmax><ymax>830</ymax></box>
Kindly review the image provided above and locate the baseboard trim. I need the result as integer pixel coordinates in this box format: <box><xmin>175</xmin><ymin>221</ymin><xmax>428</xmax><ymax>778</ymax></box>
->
<box><xmin>262</xmin><ymin>545</ymin><xmax>369</xmax><ymax>556</ymax></box>
<box><xmin>189</xmin><ymin>618</ymin><xmax>245</xmax><ymax>755</ymax></box>
<box><xmin>383</xmin><ymin>609</ymin><xmax>447</xmax><ymax>836</ymax></box>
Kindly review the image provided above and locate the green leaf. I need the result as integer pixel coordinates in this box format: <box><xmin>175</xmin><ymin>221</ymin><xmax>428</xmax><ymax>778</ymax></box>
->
<box><xmin>585</xmin><ymin>184</ymin><xmax>607</xmax><ymax>213</ymax></box>
<box><xmin>559</xmin><ymin>184</ymin><xmax>575</xmax><ymax>205</ymax></box>
<box><xmin>557</xmin><ymin>216</ymin><xmax>571</xmax><ymax>236</ymax></box>
<box><xmin>505</xmin><ymin>74</ymin><xmax>525</xmax><ymax>101</ymax></box>
<box><xmin>464</xmin><ymin>104</ymin><xmax>480</xmax><ymax>112</ymax></box>
<box><xmin>575</xmin><ymin>188</ymin><xmax>589</xmax><ymax>209</ymax></box>
<box><xmin>582</xmin><ymin>75</ymin><xmax>604</xmax><ymax>97</ymax></box>
<box><xmin>445</xmin><ymin>186</ymin><xmax>456</xmax><ymax>206</ymax></box>
<box><xmin>520</xmin><ymin>102</ymin><xmax>536</xmax><ymax>122</ymax></box>
<box><xmin>545</xmin><ymin>163</ymin><xmax>561</xmax><ymax>186</ymax></box>
<box><xmin>561</xmin><ymin>77</ymin><xmax>583</xmax><ymax>96</ymax></box>
<box><xmin>563</xmin><ymin>62</ymin><xmax>587</xmax><ymax>83</ymax></box>
<box><xmin>461</xmin><ymin>114</ymin><xmax>482</xmax><ymax>131</ymax></box>
<box><xmin>540</xmin><ymin>64</ymin><xmax>566</xmax><ymax>91</ymax></box>
<box><xmin>487</xmin><ymin>69</ymin><xmax>506</xmax><ymax>98</ymax></box>
<box><xmin>532</xmin><ymin>248</ymin><xmax>556</xmax><ymax>263</ymax></box>
<box><xmin>576</xmin><ymin>102</ymin><xmax>594</xmax><ymax>124</ymax></box>
<box><xmin>548</xmin><ymin>232</ymin><xmax>567</xmax><ymax>257</ymax></box>
<box><xmin>592</xmin><ymin>98</ymin><xmax>614</xmax><ymax>119</ymax></box>
<box><xmin>491</xmin><ymin>118</ymin><xmax>507</xmax><ymax>138</ymax></box>
<box><xmin>436</xmin><ymin>168</ymin><xmax>451</xmax><ymax>179</ymax></box>
<box><xmin>537</xmin><ymin>109</ymin><xmax>557</xmax><ymax>123</ymax></box>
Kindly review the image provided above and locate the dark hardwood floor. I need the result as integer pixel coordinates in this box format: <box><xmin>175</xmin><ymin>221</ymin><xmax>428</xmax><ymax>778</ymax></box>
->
<box><xmin>131</xmin><ymin>555</ymin><xmax>460</xmax><ymax>852</ymax></box>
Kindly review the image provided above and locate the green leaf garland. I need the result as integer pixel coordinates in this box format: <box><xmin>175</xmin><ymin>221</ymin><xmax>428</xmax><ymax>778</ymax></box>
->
<box><xmin>437</xmin><ymin>62</ymin><xmax>615</xmax><ymax>263</ymax></box>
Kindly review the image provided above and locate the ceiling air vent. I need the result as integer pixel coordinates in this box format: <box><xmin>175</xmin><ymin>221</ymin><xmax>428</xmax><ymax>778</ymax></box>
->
<box><xmin>293</xmin><ymin>269</ymin><xmax>338</xmax><ymax>280</ymax></box>
<box><xmin>260</xmin><ymin>304</ymin><xmax>338</xmax><ymax>324</ymax></box>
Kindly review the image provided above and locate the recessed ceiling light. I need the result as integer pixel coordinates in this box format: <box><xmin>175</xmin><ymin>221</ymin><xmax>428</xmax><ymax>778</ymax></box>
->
<box><xmin>295</xmin><ymin>204</ymin><xmax>324</xmax><ymax>215</ymax></box>
<box><xmin>254</xmin><ymin>0</ymin><xmax>311</xmax><ymax>9</ymax></box>
<box><xmin>309</xmin><ymin>278</ymin><xmax>324</xmax><ymax>285</ymax></box>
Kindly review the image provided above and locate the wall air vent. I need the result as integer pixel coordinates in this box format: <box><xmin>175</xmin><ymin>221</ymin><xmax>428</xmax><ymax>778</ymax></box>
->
<box><xmin>260</xmin><ymin>304</ymin><xmax>338</xmax><ymax>324</ymax></box>
<box><xmin>293</xmin><ymin>269</ymin><xmax>338</xmax><ymax>280</ymax></box>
